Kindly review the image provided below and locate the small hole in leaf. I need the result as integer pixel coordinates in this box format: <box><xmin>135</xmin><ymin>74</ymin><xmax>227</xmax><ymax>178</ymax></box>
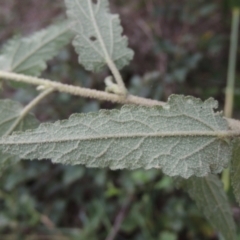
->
<box><xmin>90</xmin><ymin>36</ymin><xmax>97</xmax><ymax>41</ymax></box>
<box><xmin>92</xmin><ymin>0</ymin><xmax>97</xmax><ymax>4</ymax></box>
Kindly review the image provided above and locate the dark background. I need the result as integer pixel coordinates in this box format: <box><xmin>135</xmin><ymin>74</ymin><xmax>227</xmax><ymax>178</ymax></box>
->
<box><xmin>0</xmin><ymin>0</ymin><xmax>240</xmax><ymax>239</ymax></box>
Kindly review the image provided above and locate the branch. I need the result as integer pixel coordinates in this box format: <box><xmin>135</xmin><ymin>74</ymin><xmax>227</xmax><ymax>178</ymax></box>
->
<box><xmin>0</xmin><ymin>70</ymin><xmax>163</xmax><ymax>107</ymax></box>
<box><xmin>0</xmin><ymin>70</ymin><xmax>240</xmax><ymax>131</ymax></box>
<box><xmin>226</xmin><ymin>118</ymin><xmax>240</xmax><ymax>132</ymax></box>
<box><xmin>224</xmin><ymin>9</ymin><xmax>240</xmax><ymax>118</ymax></box>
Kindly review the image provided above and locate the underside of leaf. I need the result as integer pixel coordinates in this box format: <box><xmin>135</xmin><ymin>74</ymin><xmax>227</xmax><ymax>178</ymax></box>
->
<box><xmin>231</xmin><ymin>139</ymin><xmax>240</xmax><ymax>205</ymax></box>
<box><xmin>65</xmin><ymin>0</ymin><xmax>134</xmax><ymax>72</ymax></box>
<box><xmin>0</xmin><ymin>22</ymin><xmax>72</xmax><ymax>76</ymax></box>
<box><xmin>0</xmin><ymin>100</ymin><xmax>39</xmax><ymax>173</ymax></box>
<box><xmin>0</xmin><ymin>95</ymin><xmax>232</xmax><ymax>178</ymax></box>
<box><xmin>176</xmin><ymin>174</ymin><xmax>237</xmax><ymax>240</ymax></box>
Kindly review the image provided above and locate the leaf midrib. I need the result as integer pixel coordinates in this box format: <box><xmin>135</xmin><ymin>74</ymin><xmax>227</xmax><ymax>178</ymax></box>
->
<box><xmin>0</xmin><ymin>130</ymin><xmax>235</xmax><ymax>146</ymax></box>
<box><xmin>87</xmin><ymin>0</ymin><xmax>112</xmax><ymax>63</ymax></box>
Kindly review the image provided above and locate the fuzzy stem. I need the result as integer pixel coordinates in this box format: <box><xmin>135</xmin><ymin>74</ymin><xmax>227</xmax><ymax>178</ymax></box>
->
<box><xmin>0</xmin><ymin>70</ymin><xmax>163</xmax><ymax>107</ymax></box>
<box><xmin>1</xmin><ymin>71</ymin><xmax>240</xmax><ymax>131</ymax></box>
<box><xmin>3</xmin><ymin>88</ymin><xmax>54</xmax><ymax>137</ymax></box>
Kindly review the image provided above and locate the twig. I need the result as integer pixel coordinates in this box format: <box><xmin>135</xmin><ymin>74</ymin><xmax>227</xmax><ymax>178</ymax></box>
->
<box><xmin>227</xmin><ymin>118</ymin><xmax>240</xmax><ymax>131</ymax></box>
<box><xmin>0</xmin><ymin>71</ymin><xmax>240</xmax><ymax>131</ymax></box>
<box><xmin>0</xmin><ymin>70</ymin><xmax>163</xmax><ymax>107</ymax></box>
<box><xmin>40</xmin><ymin>214</ymin><xmax>56</xmax><ymax>230</ymax></box>
<box><xmin>222</xmin><ymin>8</ymin><xmax>240</xmax><ymax>192</ymax></box>
<box><xmin>224</xmin><ymin>8</ymin><xmax>240</xmax><ymax>118</ymax></box>
<box><xmin>105</xmin><ymin>195</ymin><xmax>133</xmax><ymax>240</ymax></box>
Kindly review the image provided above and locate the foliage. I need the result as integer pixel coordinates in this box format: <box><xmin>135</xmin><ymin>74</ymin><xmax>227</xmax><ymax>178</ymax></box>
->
<box><xmin>0</xmin><ymin>0</ymin><xmax>240</xmax><ymax>240</ymax></box>
<box><xmin>0</xmin><ymin>22</ymin><xmax>72</xmax><ymax>76</ymax></box>
<box><xmin>176</xmin><ymin>175</ymin><xmax>237</xmax><ymax>240</ymax></box>
<box><xmin>65</xmin><ymin>0</ymin><xmax>134</xmax><ymax>72</ymax></box>
<box><xmin>231</xmin><ymin>140</ymin><xmax>240</xmax><ymax>205</ymax></box>
<box><xmin>0</xmin><ymin>95</ymin><xmax>233</xmax><ymax>178</ymax></box>
<box><xmin>0</xmin><ymin>99</ymin><xmax>38</xmax><ymax>173</ymax></box>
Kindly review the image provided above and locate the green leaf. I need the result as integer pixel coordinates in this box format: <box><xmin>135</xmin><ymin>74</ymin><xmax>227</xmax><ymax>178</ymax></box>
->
<box><xmin>65</xmin><ymin>0</ymin><xmax>134</xmax><ymax>72</ymax></box>
<box><xmin>231</xmin><ymin>139</ymin><xmax>240</xmax><ymax>205</ymax></box>
<box><xmin>0</xmin><ymin>100</ymin><xmax>38</xmax><ymax>136</ymax></box>
<box><xmin>0</xmin><ymin>100</ymin><xmax>39</xmax><ymax>172</ymax></box>
<box><xmin>0</xmin><ymin>22</ymin><xmax>72</xmax><ymax>76</ymax></box>
<box><xmin>0</xmin><ymin>95</ymin><xmax>232</xmax><ymax>178</ymax></box>
<box><xmin>177</xmin><ymin>174</ymin><xmax>237</xmax><ymax>240</ymax></box>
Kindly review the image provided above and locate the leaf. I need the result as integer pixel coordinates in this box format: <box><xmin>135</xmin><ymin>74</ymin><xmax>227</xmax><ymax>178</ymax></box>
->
<box><xmin>231</xmin><ymin>139</ymin><xmax>240</xmax><ymax>205</ymax></box>
<box><xmin>65</xmin><ymin>0</ymin><xmax>134</xmax><ymax>72</ymax></box>
<box><xmin>0</xmin><ymin>22</ymin><xmax>72</xmax><ymax>76</ymax></box>
<box><xmin>0</xmin><ymin>100</ymin><xmax>38</xmax><ymax>136</ymax></box>
<box><xmin>0</xmin><ymin>100</ymin><xmax>39</xmax><ymax>172</ymax></box>
<box><xmin>176</xmin><ymin>175</ymin><xmax>237</xmax><ymax>240</ymax></box>
<box><xmin>0</xmin><ymin>95</ymin><xmax>232</xmax><ymax>178</ymax></box>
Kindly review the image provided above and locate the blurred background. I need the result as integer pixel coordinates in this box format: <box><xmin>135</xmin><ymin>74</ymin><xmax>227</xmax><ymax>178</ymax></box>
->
<box><xmin>0</xmin><ymin>0</ymin><xmax>240</xmax><ymax>239</ymax></box>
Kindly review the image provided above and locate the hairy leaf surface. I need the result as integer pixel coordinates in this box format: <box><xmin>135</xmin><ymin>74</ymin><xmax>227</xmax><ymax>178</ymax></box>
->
<box><xmin>177</xmin><ymin>175</ymin><xmax>237</xmax><ymax>240</ymax></box>
<box><xmin>65</xmin><ymin>0</ymin><xmax>134</xmax><ymax>72</ymax></box>
<box><xmin>0</xmin><ymin>22</ymin><xmax>72</xmax><ymax>76</ymax></box>
<box><xmin>0</xmin><ymin>100</ymin><xmax>38</xmax><ymax>172</ymax></box>
<box><xmin>0</xmin><ymin>95</ymin><xmax>232</xmax><ymax>178</ymax></box>
<box><xmin>231</xmin><ymin>140</ymin><xmax>240</xmax><ymax>205</ymax></box>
